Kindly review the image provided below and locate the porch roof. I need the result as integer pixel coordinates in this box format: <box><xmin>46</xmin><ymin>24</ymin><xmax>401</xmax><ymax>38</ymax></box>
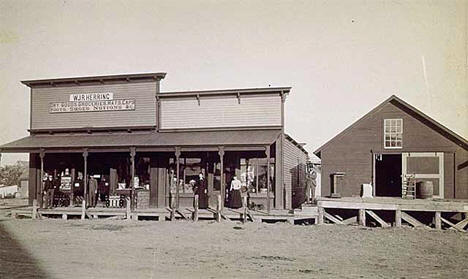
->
<box><xmin>0</xmin><ymin>129</ymin><xmax>281</xmax><ymax>152</ymax></box>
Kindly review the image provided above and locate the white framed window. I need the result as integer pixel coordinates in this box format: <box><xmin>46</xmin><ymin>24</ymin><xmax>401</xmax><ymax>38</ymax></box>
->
<box><xmin>384</xmin><ymin>119</ymin><xmax>403</xmax><ymax>149</ymax></box>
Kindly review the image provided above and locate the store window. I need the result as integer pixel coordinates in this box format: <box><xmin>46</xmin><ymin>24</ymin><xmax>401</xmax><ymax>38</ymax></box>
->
<box><xmin>168</xmin><ymin>157</ymin><xmax>201</xmax><ymax>194</ymax></box>
<box><xmin>384</xmin><ymin>119</ymin><xmax>403</xmax><ymax>149</ymax></box>
<box><xmin>240</xmin><ymin>158</ymin><xmax>275</xmax><ymax>193</ymax></box>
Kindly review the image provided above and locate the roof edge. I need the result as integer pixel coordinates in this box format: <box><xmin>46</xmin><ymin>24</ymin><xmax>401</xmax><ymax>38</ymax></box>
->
<box><xmin>314</xmin><ymin>95</ymin><xmax>468</xmax><ymax>155</ymax></box>
<box><xmin>160</xmin><ymin>87</ymin><xmax>291</xmax><ymax>97</ymax></box>
<box><xmin>21</xmin><ymin>72</ymin><xmax>167</xmax><ymax>87</ymax></box>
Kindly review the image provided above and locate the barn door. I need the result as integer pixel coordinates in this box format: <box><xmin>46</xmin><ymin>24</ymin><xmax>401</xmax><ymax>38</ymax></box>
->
<box><xmin>401</xmin><ymin>152</ymin><xmax>444</xmax><ymax>198</ymax></box>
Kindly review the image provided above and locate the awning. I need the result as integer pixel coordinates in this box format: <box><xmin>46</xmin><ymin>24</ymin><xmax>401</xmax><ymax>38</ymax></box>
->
<box><xmin>0</xmin><ymin>130</ymin><xmax>281</xmax><ymax>153</ymax></box>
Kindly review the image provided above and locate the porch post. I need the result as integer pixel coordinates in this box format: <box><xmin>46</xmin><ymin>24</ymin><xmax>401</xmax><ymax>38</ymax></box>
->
<box><xmin>130</xmin><ymin>147</ymin><xmax>136</xmax><ymax>210</ymax></box>
<box><xmin>39</xmin><ymin>149</ymin><xmax>45</xmax><ymax>209</ymax></box>
<box><xmin>175</xmin><ymin>147</ymin><xmax>181</xmax><ymax>209</ymax></box>
<box><xmin>83</xmin><ymin>149</ymin><xmax>88</xmax><ymax>208</ymax></box>
<box><xmin>265</xmin><ymin>145</ymin><xmax>271</xmax><ymax>214</ymax></box>
<box><xmin>218</xmin><ymin>146</ymin><xmax>225</xmax><ymax>209</ymax></box>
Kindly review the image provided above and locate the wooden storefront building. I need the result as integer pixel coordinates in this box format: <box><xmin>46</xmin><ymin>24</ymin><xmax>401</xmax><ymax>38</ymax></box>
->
<box><xmin>0</xmin><ymin>73</ymin><xmax>308</xmax><ymax>213</ymax></box>
<box><xmin>314</xmin><ymin>95</ymin><xmax>468</xmax><ymax>199</ymax></box>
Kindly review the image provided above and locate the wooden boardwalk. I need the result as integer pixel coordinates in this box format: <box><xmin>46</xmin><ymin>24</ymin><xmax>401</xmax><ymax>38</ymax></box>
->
<box><xmin>317</xmin><ymin>197</ymin><xmax>468</xmax><ymax>232</ymax></box>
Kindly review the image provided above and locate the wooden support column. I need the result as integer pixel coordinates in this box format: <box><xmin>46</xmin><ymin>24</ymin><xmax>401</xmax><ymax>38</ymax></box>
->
<box><xmin>32</xmin><ymin>199</ymin><xmax>38</xmax><ymax>220</ymax></box>
<box><xmin>317</xmin><ymin>206</ymin><xmax>324</xmax><ymax>225</ymax></box>
<box><xmin>265</xmin><ymin>145</ymin><xmax>271</xmax><ymax>213</ymax></box>
<box><xmin>435</xmin><ymin>211</ymin><xmax>442</xmax><ymax>230</ymax></box>
<box><xmin>83</xmin><ymin>149</ymin><xmax>88</xmax><ymax>208</ymax></box>
<box><xmin>395</xmin><ymin>209</ymin><xmax>402</xmax><ymax>227</ymax></box>
<box><xmin>218</xmin><ymin>146</ymin><xmax>225</xmax><ymax>210</ymax></box>
<box><xmin>39</xmin><ymin>150</ymin><xmax>45</xmax><ymax>209</ymax></box>
<box><xmin>358</xmin><ymin>209</ymin><xmax>366</xmax><ymax>226</ymax></box>
<box><xmin>193</xmin><ymin>195</ymin><xmax>199</xmax><ymax>222</ymax></box>
<box><xmin>130</xmin><ymin>147</ymin><xmax>136</xmax><ymax>210</ymax></box>
<box><xmin>175</xmin><ymin>147</ymin><xmax>181</xmax><ymax>209</ymax></box>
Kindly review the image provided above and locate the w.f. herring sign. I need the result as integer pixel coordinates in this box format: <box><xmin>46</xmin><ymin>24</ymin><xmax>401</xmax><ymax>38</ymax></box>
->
<box><xmin>49</xmin><ymin>92</ymin><xmax>135</xmax><ymax>113</ymax></box>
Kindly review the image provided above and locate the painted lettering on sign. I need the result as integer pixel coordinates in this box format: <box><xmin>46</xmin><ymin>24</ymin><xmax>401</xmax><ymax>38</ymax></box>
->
<box><xmin>69</xmin><ymin>92</ymin><xmax>114</xmax><ymax>102</ymax></box>
<box><xmin>49</xmin><ymin>99</ymin><xmax>136</xmax><ymax>113</ymax></box>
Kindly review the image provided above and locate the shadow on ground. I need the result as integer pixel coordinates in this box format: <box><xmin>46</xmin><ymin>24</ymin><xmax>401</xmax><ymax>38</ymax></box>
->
<box><xmin>0</xmin><ymin>221</ymin><xmax>49</xmax><ymax>279</ymax></box>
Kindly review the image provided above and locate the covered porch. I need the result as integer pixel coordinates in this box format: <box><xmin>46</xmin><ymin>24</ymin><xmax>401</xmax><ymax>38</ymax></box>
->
<box><xmin>0</xmin><ymin>129</ymin><xmax>285</xmax><ymax>214</ymax></box>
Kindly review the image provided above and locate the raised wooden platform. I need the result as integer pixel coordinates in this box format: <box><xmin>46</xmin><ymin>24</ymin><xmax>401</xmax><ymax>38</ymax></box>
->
<box><xmin>316</xmin><ymin>197</ymin><xmax>468</xmax><ymax>232</ymax></box>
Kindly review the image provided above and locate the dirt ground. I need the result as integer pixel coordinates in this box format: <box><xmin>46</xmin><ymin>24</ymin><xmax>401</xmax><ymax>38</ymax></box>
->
<box><xmin>1</xmin><ymin>199</ymin><xmax>467</xmax><ymax>279</ymax></box>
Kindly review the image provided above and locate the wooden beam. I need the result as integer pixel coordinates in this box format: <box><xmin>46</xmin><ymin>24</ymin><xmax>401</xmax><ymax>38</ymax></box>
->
<box><xmin>32</xmin><ymin>199</ymin><xmax>38</xmax><ymax>220</ymax></box>
<box><xmin>451</xmin><ymin>218</ymin><xmax>468</xmax><ymax>231</ymax></box>
<box><xmin>130</xmin><ymin>147</ymin><xmax>136</xmax><ymax>211</ymax></box>
<box><xmin>324</xmin><ymin>212</ymin><xmax>344</xmax><ymax>224</ymax></box>
<box><xmin>193</xmin><ymin>195</ymin><xmax>199</xmax><ymax>222</ymax></box>
<box><xmin>342</xmin><ymin>216</ymin><xmax>358</xmax><ymax>225</ymax></box>
<box><xmin>216</xmin><ymin>194</ymin><xmax>222</xmax><ymax>222</ymax></box>
<box><xmin>358</xmin><ymin>209</ymin><xmax>366</xmax><ymax>226</ymax></box>
<box><xmin>366</xmin><ymin>210</ymin><xmax>390</xmax><ymax>228</ymax></box>
<box><xmin>441</xmin><ymin>217</ymin><xmax>466</xmax><ymax>233</ymax></box>
<box><xmin>83</xmin><ymin>149</ymin><xmax>88</xmax><ymax>208</ymax></box>
<box><xmin>435</xmin><ymin>211</ymin><xmax>441</xmax><ymax>230</ymax></box>
<box><xmin>395</xmin><ymin>209</ymin><xmax>402</xmax><ymax>227</ymax></box>
<box><xmin>401</xmin><ymin>212</ymin><xmax>427</xmax><ymax>228</ymax></box>
<box><xmin>39</xmin><ymin>150</ymin><xmax>45</xmax><ymax>209</ymax></box>
<box><xmin>265</xmin><ymin>145</ymin><xmax>271</xmax><ymax>213</ymax></box>
<box><xmin>317</xmin><ymin>207</ymin><xmax>324</xmax><ymax>225</ymax></box>
<box><xmin>218</xmin><ymin>147</ymin><xmax>225</xmax><ymax>210</ymax></box>
<box><xmin>175</xmin><ymin>147</ymin><xmax>181</xmax><ymax>209</ymax></box>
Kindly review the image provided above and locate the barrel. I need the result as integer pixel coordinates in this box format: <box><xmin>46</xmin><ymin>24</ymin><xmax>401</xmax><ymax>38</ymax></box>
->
<box><xmin>416</xmin><ymin>181</ymin><xmax>433</xmax><ymax>199</ymax></box>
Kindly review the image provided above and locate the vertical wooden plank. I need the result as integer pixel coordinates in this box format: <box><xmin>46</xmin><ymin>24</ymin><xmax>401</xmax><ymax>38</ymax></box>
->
<box><xmin>435</xmin><ymin>211</ymin><xmax>442</xmax><ymax>230</ymax></box>
<box><xmin>149</xmin><ymin>156</ymin><xmax>158</xmax><ymax>208</ymax></box>
<box><xmin>317</xmin><ymin>207</ymin><xmax>324</xmax><ymax>225</ymax></box>
<box><xmin>28</xmin><ymin>153</ymin><xmax>38</xmax><ymax>206</ymax></box>
<box><xmin>175</xmin><ymin>147</ymin><xmax>181</xmax><ymax>209</ymax></box>
<box><xmin>266</xmin><ymin>145</ymin><xmax>271</xmax><ymax>214</ymax></box>
<box><xmin>438</xmin><ymin>152</ymin><xmax>444</xmax><ymax>198</ymax></box>
<box><xmin>130</xmin><ymin>147</ymin><xmax>136</xmax><ymax>211</ymax></box>
<box><xmin>242</xmin><ymin>196</ymin><xmax>247</xmax><ymax>224</ymax></box>
<box><xmin>216</xmin><ymin>194</ymin><xmax>221</xmax><ymax>222</ymax></box>
<box><xmin>359</xmin><ymin>209</ymin><xmax>366</xmax><ymax>226</ymax></box>
<box><xmin>39</xmin><ymin>150</ymin><xmax>45</xmax><ymax>209</ymax></box>
<box><xmin>395</xmin><ymin>209</ymin><xmax>402</xmax><ymax>227</ymax></box>
<box><xmin>218</xmin><ymin>147</ymin><xmax>225</xmax><ymax>210</ymax></box>
<box><xmin>32</xmin><ymin>199</ymin><xmax>38</xmax><ymax>220</ymax></box>
<box><xmin>81</xmin><ymin>200</ymin><xmax>85</xmax><ymax>220</ymax></box>
<box><xmin>275</xmin><ymin>137</ymin><xmax>283</xmax><ymax>209</ymax></box>
<box><xmin>194</xmin><ymin>195</ymin><xmax>199</xmax><ymax>222</ymax></box>
<box><xmin>83</xmin><ymin>150</ymin><xmax>88</xmax><ymax>208</ymax></box>
<box><xmin>126</xmin><ymin>197</ymin><xmax>131</xmax><ymax>220</ymax></box>
<box><xmin>62</xmin><ymin>213</ymin><xmax>67</xmax><ymax>220</ymax></box>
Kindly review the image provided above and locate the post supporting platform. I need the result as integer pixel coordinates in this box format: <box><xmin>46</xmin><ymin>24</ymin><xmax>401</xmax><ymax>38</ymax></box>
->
<box><xmin>358</xmin><ymin>209</ymin><xmax>366</xmax><ymax>226</ymax></box>
<box><xmin>395</xmin><ymin>209</ymin><xmax>402</xmax><ymax>227</ymax></box>
<box><xmin>81</xmin><ymin>200</ymin><xmax>86</xmax><ymax>220</ymax></box>
<box><xmin>435</xmin><ymin>211</ymin><xmax>441</xmax><ymax>230</ymax></box>
<box><xmin>216</xmin><ymin>194</ymin><xmax>222</xmax><ymax>222</ymax></box>
<box><xmin>193</xmin><ymin>195</ymin><xmax>199</xmax><ymax>222</ymax></box>
<box><xmin>32</xmin><ymin>199</ymin><xmax>38</xmax><ymax>220</ymax></box>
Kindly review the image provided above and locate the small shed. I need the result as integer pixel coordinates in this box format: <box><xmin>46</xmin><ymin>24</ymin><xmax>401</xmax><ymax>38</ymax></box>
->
<box><xmin>314</xmin><ymin>95</ymin><xmax>468</xmax><ymax>199</ymax></box>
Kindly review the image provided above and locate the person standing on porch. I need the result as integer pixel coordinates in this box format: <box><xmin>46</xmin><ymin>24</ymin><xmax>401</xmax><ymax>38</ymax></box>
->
<box><xmin>88</xmin><ymin>175</ymin><xmax>98</xmax><ymax>207</ymax></box>
<box><xmin>195</xmin><ymin>172</ymin><xmax>208</xmax><ymax>209</ymax></box>
<box><xmin>44</xmin><ymin>174</ymin><xmax>54</xmax><ymax>208</ymax></box>
<box><xmin>229</xmin><ymin>175</ymin><xmax>242</xmax><ymax>209</ymax></box>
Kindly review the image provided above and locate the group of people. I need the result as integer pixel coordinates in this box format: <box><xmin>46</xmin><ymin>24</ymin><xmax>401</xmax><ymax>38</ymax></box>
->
<box><xmin>191</xmin><ymin>173</ymin><xmax>243</xmax><ymax>209</ymax></box>
<box><xmin>42</xmin><ymin>171</ymin><xmax>109</xmax><ymax>208</ymax></box>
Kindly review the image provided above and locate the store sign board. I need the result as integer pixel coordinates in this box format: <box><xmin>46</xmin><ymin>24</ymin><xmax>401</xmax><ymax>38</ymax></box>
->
<box><xmin>49</xmin><ymin>93</ymin><xmax>136</xmax><ymax>113</ymax></box>
<box><xmin>69</xmin><ymin>92</ymin><xmax>114</xmax><ymax>102</ymax></box>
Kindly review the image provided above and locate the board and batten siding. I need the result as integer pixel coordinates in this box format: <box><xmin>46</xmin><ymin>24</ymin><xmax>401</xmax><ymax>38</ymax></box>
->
<box><xmin>31</xmin><ymin>82</ymin><xmax>157</xmax><ymax>130</ymax></box>
<box><xmin>319</xmin><ymin>102</ymin><xmax>467</xmax><ymax>199</ymax></box>
<box><xmin>159</xmin><ymin>94</ymin><xmax>281</xmax><ymax>130</ymax></box>
<box><xmin>283</xmin><ymin>136</ymin><xmax>308</xmax><ymax>209</ymax></box>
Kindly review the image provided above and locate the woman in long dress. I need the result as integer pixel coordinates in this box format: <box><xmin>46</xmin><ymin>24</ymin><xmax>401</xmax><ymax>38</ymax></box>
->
<box><xmin>229</xmin><ymin>176</ymin><xmax>242</xmax><ymax>208</ymax></box>
<box><xmin>195</xmin><ymin>173</ymin><xmax>208</xmax><ymax>209</ymax></box>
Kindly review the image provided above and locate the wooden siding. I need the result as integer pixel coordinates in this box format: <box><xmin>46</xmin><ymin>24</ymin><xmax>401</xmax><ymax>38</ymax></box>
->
<box><xmin>283</xmin><ymin>136</ymin><xmax>308</xmax><ymax>209</ymax></box>
<box><xmin>160</xmin><ymin>94</ymin><xmax>281</xmax><ymax>130</ymax></box>
<box><xmin>320</xmin><ymin>102</ymin><xmax>468</xmax><ymax>199</ymax></box>
<box><xmin>31</xmin><ymin>82</ymin><xmax>157</xmax><ymax>130</ymax></box>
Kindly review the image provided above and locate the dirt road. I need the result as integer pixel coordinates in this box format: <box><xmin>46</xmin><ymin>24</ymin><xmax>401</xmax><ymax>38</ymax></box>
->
<box><xmin>1</xmin><ymin>214</ymin><xmax>467</xmax><ymax>279</ymax></box>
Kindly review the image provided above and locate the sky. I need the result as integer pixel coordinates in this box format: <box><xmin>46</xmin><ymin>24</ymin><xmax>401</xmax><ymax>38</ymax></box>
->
<box><xmin>0</xmin><ymin>0</ymin><xmax>467</xmax><ymax>166</ymax></box>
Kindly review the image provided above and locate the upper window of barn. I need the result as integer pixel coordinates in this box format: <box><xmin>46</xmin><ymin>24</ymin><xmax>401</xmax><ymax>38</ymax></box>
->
<box><xmin>384</xmin><ymin>119</ymin><xmax>403</xmax><ymax>149</ymax></box>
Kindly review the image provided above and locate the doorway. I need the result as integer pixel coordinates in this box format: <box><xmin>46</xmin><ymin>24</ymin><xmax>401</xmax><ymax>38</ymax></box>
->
<box><xmin>375</xmin><ymin>154</ymin><xmax>402</xmax><ymax>197</ymax></box>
